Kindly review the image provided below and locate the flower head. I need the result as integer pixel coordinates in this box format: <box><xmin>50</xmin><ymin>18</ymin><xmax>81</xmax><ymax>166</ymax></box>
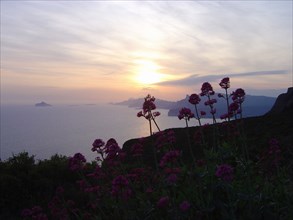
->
<box><xmin>229</xmin><ymin>102</ymin><xmax>239</xmax><ymax>113</ymax></box>
<box><xmin>92</xmin><ymin>139</ymin><xmax>105</xmax><ymax>152</ymax></box>
<box><xmin>189</xmin><ymin>93</ymin><xmax>201</xmax><ymax>105</ymax></box>
<box><xmin>153</xmin><ymin>111</ymin><xmax>161</xmax><ymax>117</ymax></box>
<box><xmin>157</xmin><ymin>196</ymin><xmax>170</xmax><ymax>209</ymax></box>
<box><xmin>219</xmin><ymin>77</ymin><xmax>230</xmax><ymax>89</ymax></box>
<box><xmin>69</xmin><ymin>153</ymin><xmax>86</xmax><ymax>171</ymax></box>
<box><xmin>159</xmin><ymin>150</ymin><xmax>181</xmax><ymax>167</ymax></box>
<box><xmin>200</xmin><ymin>82</ymin><xmax>214</xmax><ymax>96</ymax></box>
<box><xmin>231</xmin><ymin>88</ymin><xmax>245</xmax><ymax>104</ymax></box>
<box><xmin>179</xmin><ymin>200</ymin><xmax>191</xmax><ymax>212</ymax></box>
<box><xmin>215</xmin><ymin>164</ymin><xmax>234</xmax><ymax>182</ymax></box>
<box><xmin>178</xmin><ymin>107</ymin><xmax>194</xmax><ymax>120</ymax></box>
<box><xmin>111</xmin><ymin>175</ymin><xmax>132</xmax><ymax>200</ymax></box>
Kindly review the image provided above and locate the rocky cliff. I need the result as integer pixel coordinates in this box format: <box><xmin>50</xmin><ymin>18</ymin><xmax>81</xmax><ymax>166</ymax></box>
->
<box><xmin>266</xmin><ymin>87</ymin><xmax>293</xmax><ymax>115</ymax></box>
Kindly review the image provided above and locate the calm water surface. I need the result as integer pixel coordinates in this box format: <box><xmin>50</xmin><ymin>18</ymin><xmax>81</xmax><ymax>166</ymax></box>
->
<box><xmin>1</xmin><ymin>104</ymin><xmax>213</xmax><ymax>161</ymax></box>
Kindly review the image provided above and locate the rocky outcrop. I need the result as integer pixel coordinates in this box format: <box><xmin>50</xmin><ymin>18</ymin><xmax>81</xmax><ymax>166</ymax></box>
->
<box><xmin>266</xmin><ymin>87</ymin><xmax>293</xmax><ymax>115</ymax></box>
<box><xmin>35</xmin><ymin>101</ymin><xmax>52</xmax><ymax>107</ymax></box>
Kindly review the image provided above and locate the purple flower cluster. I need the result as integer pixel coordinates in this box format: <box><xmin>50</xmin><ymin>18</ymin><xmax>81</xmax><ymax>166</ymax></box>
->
<box><xmin>137</xmin><ymin>94</ymin><xmax>160</xmax><ymax>120</ymax></box>
<box><xmin>91</xmin><ymin>138</ymin><xmax>123</xmax><ymax>166</ymax></box>
<box><xmin>179</xmin><ymin>200</ymin><xmax>191</xmax><ymax>212</ymax></box>
<box><xmin>219</xmin><ymin>77</ymin><xmax>230</xmax><ymax>89</ymax></box>
<box><xmin>159</xmin><ymin>150</ymin><xmax>181</xmax><ymax>167</ymax></box>
<box><xmin>137</xmin><ymin>94</ymin><xmax>161</xmax><ymax>134</ymax></box>
<box><xmin>68</xmin><ymin>153</ymin><xmax>86</xmax><ymax>171</ymax></box>
<box><xmin>111</xmin><ymin>175</ymin><xmax>132</xmax><ymax>200</ymax></box>
<box><xmin>189</xmin><ymin>93</ymin><xmax>203</xmax><ymax>126</ymax></box>
<box><xmin>157</xmin><ymin>196</ymin><xmax>170</xmax><ymax>209</ymax></box>
<box><xmin>215</xmin><ymin>164</ymin><xmax>234</xmax><ymax>182</ymax></box>
<box><xmin>231</xmin><ymin>88</ymin><xmax>246</xmax><ymax>104</ymax></box>
<box><xmin>217</xmin><ymin>77</ymin><xmax>246</xmax><ymax>120</ymax></box>
<box><xmin>200</xmin><ymin>82</ymin><xmax>217</xmax><ymax>123</ymax></box>
<box><xmin>178</xmin><ymin>107</ymin><xmax>194</xmax><ymax>127</ymax></box>
<box><xmin>154</xmin><ymin>130</ymin><xmax>176</xmax><ymax>149</ymax></box>
<box><xmin>189</xmin><ymin>93</ymin><xmax>201</xmax><ymax>105</ymax></box>
<box><xmin>200</xmin><ymin>82</ymin><xmax>215</xmax><ymax>96</ymax></box>
<box><xmin>178</xmin><ymin>107</ymin><xmax>194</xmax><ymax>120</ymax></box>
<box><xmin>21</xmin><ymin>206</ymin><xmax>48</xmax><ymax>220</ymax></box>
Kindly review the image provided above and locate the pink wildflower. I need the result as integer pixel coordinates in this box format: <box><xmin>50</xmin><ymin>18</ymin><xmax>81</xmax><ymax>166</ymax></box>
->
<box><xmin>68</xmin><ymin>153</ymin><xmax>86</xmax><ymax>171</ymax></box>
<box><xmin>111</xmin><ymin>175</ymin><xmax>132</xmax><ymax>200</ymax></box>
<box><xmin>200</xmin><ymin>82</ymin><xmax>214</xmax><ymax>96</ymax></box>
<box><xmin>189</xmin><ymin>93</ymin><xmax>201</xmax><ymax>105</ymax></box>
<box><xmin>157</xmin><ymin>196</ymin><xmax>170</xmax><ymax>209</ymax></box>
<box><xmin>215</xmin><ymin>164</ymin><xmax>234</xmax><ymax>182</ymax></box>
<box><xmin>179</xmin><ymin>200</ymin><xmax>191</xmax><ymax>212</ymax></box>
<box><xmin>159</xmin><ymin>150</ymin><xmax>181</xmax><ymax>167</ymax></box>
<box><xmin>219</xmin><ymin>77</ymin><xmax>230</xmax><ymax>89</ymax></box>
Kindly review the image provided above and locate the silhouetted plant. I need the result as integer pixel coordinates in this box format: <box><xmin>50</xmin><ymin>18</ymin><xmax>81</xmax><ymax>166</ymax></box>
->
<box><xmin>8</xmin><ymin>78</ymin><xmax>292</xmax><ymax>220</ymax></box>
<box><xmin>137</xmin><ymin>94</ymin><xmax>161</xmax><ymax>135</ymax></box>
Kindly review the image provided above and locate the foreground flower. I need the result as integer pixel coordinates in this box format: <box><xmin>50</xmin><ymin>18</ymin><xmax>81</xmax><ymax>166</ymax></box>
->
<box><xmin>219</xmin><ymin>77</ymin><xmax>231</xmax><ymax>121</ymax></box>
<box><xmin>137</xmin><ymin>94</ymin><xmax>160</xmax><ymax>135</ymax></box>
<box><xmin>189</xmin><ymin>93</ymin><xmax>202</xmax><ymax>126</ymax></box>
<box><xmin>200</xmin><ymin>82</ymin><xmax>217</xmax><ymax>124</ymax></box>
<box><xmin>231</xmin><ymin>88</ymin><xmax>245</xmax><ymax>118</ymax></box>
<box><xmin>189</xmin><ymin>93</ymin><xmax>201</xmax><ymax>105</ymax></box>
<box><xmin>157</xmin><ymin>196</ymin><xmax>170</xmax><ymax>209</ymax></box>
<box><xmin>111</xmin><ymin>175</ymin><xmax>132</xmax><ymax>200</ymax></box>
<box><xmin>179</xmin><ymin>200</ymin><xmax>191</xmax><ymax>212</ymax></box>
<box><xmin>219</xmin><ymin>77</ymin><xmax>230</xmax><ymax>89</ymax></box>
<box><xmin>68</xmin><ymin>153</ymin><xmax>86</xmax><ymax>171</ymax></box>
<box><xmin>159</xmin><ymin>150</ymin><xmax>181</xmax><ymax>167</ymax></box>
<box><xmin>229</xmin><ymin>102</ymin><xmax>240</xmax><ymax>119</ymax></box>
<box><xmin>92</xmin><ymin>139</ymin><xmax>105</xmax><ymax>160</ymax></box>
<box><xmin>200</xmin><ymin>82</ymin><xmax>215</xmax><ymax>96</ymax></box>
<box><xmin>21</xmin><ymin>206</ymin><xmax>48</xmax><ymax>220</ymax></box>
<box><xmin>231</xmin><ymin>88</ymin><xmax>245</xmax><ymax>103</ymax></box>
<box><xmin>215</xmin><ymin>164</ymin><xmax>234</xmax><ymax>182</ymax></box>
<box><xmin>178</xmin><ymin>107</ymin><xmax>194</xmax><ymax>127</ymax></box>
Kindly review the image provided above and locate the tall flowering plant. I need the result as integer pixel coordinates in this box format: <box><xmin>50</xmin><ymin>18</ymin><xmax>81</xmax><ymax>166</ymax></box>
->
<box><xmin>137</xmin><ymin>94</ymin><xmax>161</xmax><ymax>135</ymax></box>
<box><xmin>178</xmin><ymin>107</ymin><xmax>194</xmax><ymax>127</ymax></box>
<box><xmin>218</xmin><ymin>78</ymin><xmax>246</xmax><ymax>120</ymax></box>
<box><xmin>231</xmin><ymin>88</ymin><xmax>245</xmax><ymax>119</ymax></box>
<box><xmin>200</xmin><ymin>82</ymin><xmax>217</xmax><ymax>124</ymax></box>
<box><xmin>218</xmin><ymin>77</ymin><xmax>231</xmax><ymax>121</ymax></box>
<box><xmin>189</xmin><ymin>93</ymin><xmax>202</xmax><ymax>126</ymax></box>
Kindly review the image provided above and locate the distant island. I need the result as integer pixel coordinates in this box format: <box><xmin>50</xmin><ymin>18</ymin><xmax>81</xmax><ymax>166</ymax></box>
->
<box><xmin>113</xmin><ymin>94</ymin><xmax>277</xmax><ymax>118</ymax></box>
<box><xmin>35</xmin><ymin>101</ymin><xmax>52</xmax><ymax>107</ymax></box>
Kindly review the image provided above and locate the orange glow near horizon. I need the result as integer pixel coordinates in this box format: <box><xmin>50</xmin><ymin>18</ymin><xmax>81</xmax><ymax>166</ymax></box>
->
<box><xmin>133</xmin><ymin>60</ymin><xmax>167</xmax><ymax>85</ymax></box>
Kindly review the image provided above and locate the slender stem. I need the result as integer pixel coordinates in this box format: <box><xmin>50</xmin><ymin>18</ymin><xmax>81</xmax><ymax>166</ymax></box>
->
<box><xmin>207</xmin><ymin>94</ymin><xmax>217</xmax><ymax>124</ymax></box>
<box><xmin>185</xmin><ymin>118</ymin><xmax>188</xmax><ymax>128</ymax></box>
<box><xmin>194</xmin><ymin>105</ymin><xmax>201</xmax><ymax>126</ymax></box>
<box><xmin>225</xmin><ymin>89</ymin><xmax>230</xmax><ymax>122</ymax></box>
<box><xmin>151</xmin><ymin>115</ymin><xmax>161</xmax><ymax>131</ymax></box>
<box><xmin>148</xmin><ymin>117</ymin><xmax>152</xmax><ymax>136</ymax></box>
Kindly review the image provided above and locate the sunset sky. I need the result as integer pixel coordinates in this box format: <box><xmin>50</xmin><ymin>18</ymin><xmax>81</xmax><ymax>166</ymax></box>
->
<box><xmin>1</xmin><ymin>1</ymin><xmax>292</xmax><ymax>104</ymax></box>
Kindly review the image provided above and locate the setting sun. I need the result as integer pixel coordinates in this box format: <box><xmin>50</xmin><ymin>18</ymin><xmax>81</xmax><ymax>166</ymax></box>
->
<box><xmin>134</xmin><ymin>60</ymin><xmax>164</xmax><ymax>85</ymax></box>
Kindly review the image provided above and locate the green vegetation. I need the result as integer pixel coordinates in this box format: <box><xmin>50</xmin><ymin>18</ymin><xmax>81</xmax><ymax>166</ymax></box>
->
<box><xmin>1</xmin><ymin>78</ymin><xmax>292</xmax><ymax>219</ymax></box>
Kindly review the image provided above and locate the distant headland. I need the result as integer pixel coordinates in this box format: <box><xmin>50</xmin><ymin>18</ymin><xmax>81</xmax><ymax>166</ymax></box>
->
<box><xmin>35</xmin><ymin>101</ymin><xmax>52</xmax><ymax>107</ymax></box>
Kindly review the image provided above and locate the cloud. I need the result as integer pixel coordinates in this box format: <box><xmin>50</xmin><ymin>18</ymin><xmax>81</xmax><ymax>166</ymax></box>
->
<box><xmin>1</xmin><ymin>1</ymin><xmax>292</xmax><ymax>104</ymax></box>
<box><xmin>157</xmin><ymin>70</ymin><xmax>289</xmax><ymax>86</ymax></box>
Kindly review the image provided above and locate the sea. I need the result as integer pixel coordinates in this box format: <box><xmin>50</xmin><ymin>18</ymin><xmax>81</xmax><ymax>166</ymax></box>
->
<box><xmin>0</xmin><ymin>104</ymin><xmax>213</xmax><ymax>162</ymax></box>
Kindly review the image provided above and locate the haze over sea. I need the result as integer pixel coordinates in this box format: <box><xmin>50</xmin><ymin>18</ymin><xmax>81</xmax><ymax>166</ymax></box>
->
<box><xmin>0</xmin><ymin>104</ymin><xmax>213</xmax><ymax>161</ymax></box>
